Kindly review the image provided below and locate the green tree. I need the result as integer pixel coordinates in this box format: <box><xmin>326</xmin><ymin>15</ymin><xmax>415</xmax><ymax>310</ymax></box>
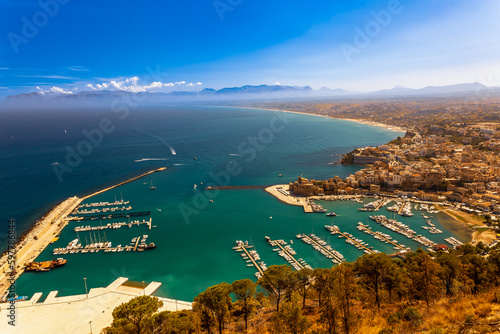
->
<box><xmin>461</xmin><ymin>253</ymin><xmax>491</xmax><ymax>294</ymax></box>
<box><xmin>436</xmin><ymin>251</ymin><xmax>461</xmax><ymax>295</ymax></box>
<box><xmin>355</xmin><ymin>253</ymin><xmax>393</xmax><ymax>308</ymax></box>
<box><xmin>193</xmin><ymin>283</ymin><xmax>232</xmax><ymax>334</ymax></box>
<box><xmin>320</xmin><ymin>269</ymin><xmax>340</xmax><ymax>334</ymax></box>
<box><xmin>312</xmin><ymin>268</ymin><xmax>330</xmax><ymax>307</ymax></box>
<box><xmin>382</xmin><ymin>260</ymin><xmax>405</xmax><ymax>302</ymax></box>
<box><xmin>103</xmin><ymin>295</ymin><xmax>163</xmax><ymax>334</ymax></box>
<box><xmin>405</xmin><ymin>250</ymin><xmax>443</xmax><ymax>306</ymax></box>
<box><xmin>231</xmin><ymin>279</ymin><xmax>257</xmax><ymax>331</ymax></box>
<box><xmin>152</xmin><ymin>310</ymin><xmax>198</xmax><ymax>334</ymax></box>
<box><xmin>295</xmin><ymin>268</ymin><xmax>313</xmax><ymax>308</ymax></box>
<box><xmin>278</xmin><ymin>301</ymin><xmax>311</xmax><ymax>334</ymax></box>
<box><xmin>258</xmin><ymin>265</ymin><xmax>293</xmax><ymax>312</ymax></box>
<box><xmin>332</xmin><ymin>263</ymin><xmax>358</xmax><ymax>334</ymax></box>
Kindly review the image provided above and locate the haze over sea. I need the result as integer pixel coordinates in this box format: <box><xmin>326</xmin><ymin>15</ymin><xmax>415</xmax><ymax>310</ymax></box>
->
<box><xmin>0</xmin><ymin>105</ymin><xmax>461</xmax><ymax>302</ymax></box>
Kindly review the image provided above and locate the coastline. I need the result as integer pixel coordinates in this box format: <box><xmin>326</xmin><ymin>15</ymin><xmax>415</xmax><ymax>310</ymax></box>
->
<box><xmin>230</xmin><ymin>105</ymin><xmax>406</xmax><ymax>132</ymax></box>
<box><xmin>264</xmin><ymin>185</ymin><xmax>488</xmax><ymax>247</ymax></box>
<box><xmin>331</xmin><ymin>117</ymin><xmax>406</xmax><ymax>133</ymax></box>
<box><xmin>439</xmin><ymin>208</ymin><xmax>496</xmax><ymax>245</ymax></box>
<box><xmin>0</xmin><ymin>167</ymin><xmax>167</xmax><ymax>299</ymax></box>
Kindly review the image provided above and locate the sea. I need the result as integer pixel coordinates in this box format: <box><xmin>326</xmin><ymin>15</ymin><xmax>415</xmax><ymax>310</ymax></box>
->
<box><xmin>0</xmin><ymin>105</ymin><xmax>468</xmax><ymax>302</ymax></box>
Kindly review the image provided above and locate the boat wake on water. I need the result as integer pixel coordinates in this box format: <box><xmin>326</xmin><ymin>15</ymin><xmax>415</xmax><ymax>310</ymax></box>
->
<box><xmin>229</xmin><ymin>153</ymin><xmax>243</xmax><ymax>156</ymax></box>
<box><xmin>134</xmin><ymin>158</ymin><xmax>168</xmax><ymax>162</ymax></box>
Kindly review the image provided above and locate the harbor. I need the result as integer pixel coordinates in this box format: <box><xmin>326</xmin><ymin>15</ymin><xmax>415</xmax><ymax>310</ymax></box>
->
<box><xmin>325</xmin><ymin>224</ymin><xmax>378</xmax><ymax>254</ymax></box>
<box><xmin>265</xmin><ymin>237</ymin><xmax>312</xmax><ymax>270</ymax></box>
<box><xmin>67</xmin><ymin>210</ymin><xmax>151</xmax><ymax>221</ymax></box>
<box><xmin>73</xmin><ymin>218</ymin><xmax>152</xmax><ymax>232</ymax></box>
<box><xmin>357</xmin><ymin>222</ymin><xmax>410</xmax><ymax>252</ymax></box>
<box><xmin>370</xmin><ymin>215</ymin><xmax>436</xmax><ymax>247</ymax></box>
<box><xmin>53</xmin><ymin>234</ymin><xmax>156</xmax><ymax>255</ymax></box>
<box><xmin>233</xmin><ymin>241</ymin><xmax>267</xmax><ymax>279</ymax></box>
<box><xmin>0</xmin><ymin>167</ymin><xmax>166</xmax><ymax>299</ymax></box>
<box><xmin>296</xmin><ymin>233</ymin><xmax>345</xmax><ymax>264</ymax></box>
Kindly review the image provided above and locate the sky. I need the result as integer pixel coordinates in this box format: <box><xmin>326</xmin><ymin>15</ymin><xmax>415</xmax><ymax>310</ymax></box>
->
<box><xmin>0</xmin><ymin>0</ymin><xmax>500</xmax><ymax>98</ymax></box>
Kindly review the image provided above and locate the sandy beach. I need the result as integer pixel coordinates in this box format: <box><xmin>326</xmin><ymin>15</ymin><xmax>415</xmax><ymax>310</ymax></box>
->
<box><xmin>440</xmin><ymin>208</ymin><xmax>496</xmax><ymax>245</ymax></box>
<box><xmin>230</xmin><ymin>106</ymin><xmax>406</xmax><ymax>132</ymax></box>
<box><xmin>0</xmin><ymin>196</ymin><xmax>83</xmax><ymax>298</ymax></box>
<box><xmin>332</xmin><ymin>117</ymin><xmax>406</xmax><ymax>133</ymax></box>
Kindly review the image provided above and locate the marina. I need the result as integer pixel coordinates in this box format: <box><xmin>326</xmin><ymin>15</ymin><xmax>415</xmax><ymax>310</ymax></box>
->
<box><xmin>296</xmin><ymin>233</ymin><xmax>345</xmax><ymax>264</ymax></box>
<box><xmin>73</xmin><ymin>218</ymin><xmax>153</xmax><ymax>232</ymax></box>
<box><xmin>370</xmin><ymin>215</ymin><xmax>436</xmax><ymax>247</ymax></box>
<box><xmin>73</xmin><ymin>205</ymin><xmax>133</xmax><ymax>215</ymax></box>
<box><xmin>67</xmin><ymin>210</ymin><xmax>151</xmax><ymax>221</ymax></box>
<box><xmin>233</xmin><ymin>241</ymin><xmax>267</xmax><ymax>279</ymax></box>
<box><xmin>445</xmin><ymin>237</ymin><xmax>464</xmax><ymax>248</ymax></box>
<box><xmin>265</xmin><ymin>236</ymin><xmax>312</xmax><ymax>270</ymax></box>
<box><xmin>357</xmin><ymin>222</ymin><xmax>410</xmax><ymax>252</ymax></box>
<box><xmin>325</xmin><ymin>224</ymin><xmax>378</xmax><ymax>254</ymax></box>
<box><xmin>77</xmin><ymin>199</ymin><xmax>130</xmax><ymax>208</ymax></box>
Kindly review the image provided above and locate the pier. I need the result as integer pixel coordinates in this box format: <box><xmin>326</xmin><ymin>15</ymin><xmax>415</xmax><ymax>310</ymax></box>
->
<box><xmin>80</xmin><ymin>167</ymin><xmax>166</xmax><ymax>200</ymax></box>
<box><xmin>0</xmin><ymin>277</ymin><xmax>192</xmax><ymax>334</ymax></box>
<box><xmin>327</xmin><ymin>225</ymin><xmax>377</xmax><ymax>254</ymax></box>
<box><xmin>67</xmin><ymin>210</ymin><xmax>151</xmax><ymax>221</ymax></box>
<box><xmin>297</xmin><ymin>233</ymin><xmax>345</xmax><ymax>264</ymax></box>
<box><xmin>73</xmin><ymin>205</ymin><xmax>133</xmax><ymax>215</ymax></box>
<box><xmin>266</xmin><ymin>237</ymin><xmax>310</xmax><ymax>270</ymax></box>
<box><xmin>357</xmin><ymin>223</ymin><xmax>409</xmax><ymax>251</ymax></box>
<box><xmin>233</xmin><ymin>241</ymin><xmax>267</xmax><ymax>279</ymax></box>
<box><xmin>74</xmin><ymin>219</ymin><xmax>152</xmax><ymax>232</ymax></box>
<box><xmin>398</xmin><ymin>201</ymin><xmax>408</xmax><ymax>215</ymax></box>
<box><xmin>206</xmin><ymin>185</ymin><xmax>267</xmax><ymax>190</ymax></box>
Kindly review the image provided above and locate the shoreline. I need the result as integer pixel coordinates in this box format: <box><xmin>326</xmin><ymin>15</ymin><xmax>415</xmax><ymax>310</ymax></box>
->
<box><xmin>230</xmin><ymin>105</ymin><xmax>406</xmax><ymax>132</ymax></box>
<box><xmin>0</xmin><ymin>167</ymin><xmax>167</xmax><ymax>298</ymax></box>
<box><xmin>331</xmin><ymin>117</ymin><xmax>406</xmax><ymax>133</ymax></box>
<box><xmin>265</xmin><ymin>185</ymin><xmax>487</xmax><ymax>246</ymax></box>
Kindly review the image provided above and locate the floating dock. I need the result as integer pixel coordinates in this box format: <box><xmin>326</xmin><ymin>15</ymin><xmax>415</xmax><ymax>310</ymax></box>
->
<box><xmin>357</xmin><ymin>222</ymin><xmax>409</xmax><ymax>251</ymax></box>
<box><xmin>297</xmin><ymin>233</ymin><xmax>345</xmax><ymax>264</ymax></box>
<box><xmin>233</xmin><ymin>241</ymin><xmax>267</xmax><ymax>279</ymax></box>
<box><xmin>327</xmin><ymin>225</ymin><xmax>377</xmax><ymax>254</ymax></box>
<box><xmin>73</xmin><ymin>219</ymin><xmax>152</xmax><ymax>232</ymax></box>
<box><xmin>265</xmin><ymin>237</ymin><xmax>311</xmax><ymax>270</ymax></box>
<box><xmin>67</xmin><ymin>210</ymin><xmax>150</xmax><ymax>221</ymax></box>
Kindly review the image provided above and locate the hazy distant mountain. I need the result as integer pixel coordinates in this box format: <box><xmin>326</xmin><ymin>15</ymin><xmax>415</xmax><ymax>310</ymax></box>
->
<box><xmin>371</xmin><ymin>82</ymin><xmax>494</xmax><ymax>97</ymax></box>
<box><xmin>2</xmin><ymin>82</ymin><xmax>499</xmax><ymax>108</ymax></box>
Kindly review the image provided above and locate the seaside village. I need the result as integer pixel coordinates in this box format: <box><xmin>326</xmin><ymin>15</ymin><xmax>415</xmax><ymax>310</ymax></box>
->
<box><xmin>288</xmin><ymin>123</ymin><xmax>500</xmax><ymax>239</ymax></box>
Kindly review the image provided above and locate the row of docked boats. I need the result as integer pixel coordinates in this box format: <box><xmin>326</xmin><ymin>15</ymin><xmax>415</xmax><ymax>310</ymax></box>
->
<box><xmin>370</xmin><ymin>215</ymin><xmax>435</xmax><ymax>247</ymax></box>
<box><xmin>78</xmin><ymin>199</ymin><xmax>130</xmax><ymax>208</ymax></box>
<box><xmin>445</xmin><ymin>237</ymin><xmax>464</xmax><ymax>248</ymax></box>
<box><xmin>233</xmin><ymin>240</ymin><xmax>267</xmax><ymax>279</ymax></box>
<box><xmin>326</xmin><ymin>224</ymin><xmax>378</xmax><ymax>254</ymax></box>
<box><xmin>73</xmin><ymin>219</ymin><xmax>150</xmax><ymax>232</ymax></box>
<box><xmin>357</xmin><ymin>222</ymin><xmax>410</xmax><ymax>251</ymax></box>
<box><xmin>359</xmin><ymin>198</ymin><xmax>390</xmax><ymax>212</ymax></box>
<box><xmin>297</xmin><ymin>233</ymin><xmax>345</xmax><ymax>264</ymax></box>
<box><xmin>74</xmin><ymin>205</ymin><xmax>133</xmax><ymax>215</ymax></box>
<box><xmin>266</xmin><ymin>237</ymin><xmax>312</xmax><ymax>270</ymax></box>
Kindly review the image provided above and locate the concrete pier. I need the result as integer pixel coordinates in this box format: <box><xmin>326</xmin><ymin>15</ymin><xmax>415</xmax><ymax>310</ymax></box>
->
<box><xmin>0</xmin><ymin>277</ymin><xmax>191</xmax><ymax>334</ymax></box>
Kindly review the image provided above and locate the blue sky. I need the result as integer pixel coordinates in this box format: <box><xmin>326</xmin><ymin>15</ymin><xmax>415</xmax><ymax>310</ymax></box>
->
<box><xmin>1</xmin><ymin>0</ymin><xmax>500</xmax><ymax>97</ymax></box>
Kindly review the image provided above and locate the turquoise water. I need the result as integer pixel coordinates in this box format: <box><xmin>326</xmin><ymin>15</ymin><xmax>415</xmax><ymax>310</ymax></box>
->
<box><xmin>2</xmin><ymin>106</ymin><xmax>458</xmax><ymax>302</ymax></box>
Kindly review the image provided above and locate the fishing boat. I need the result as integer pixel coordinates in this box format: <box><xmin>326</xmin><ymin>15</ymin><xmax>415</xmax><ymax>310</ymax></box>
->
<box><xmin>149</xmin><ymin>180</ymin><xmax>156</xmax><ymax>190</ymax></box>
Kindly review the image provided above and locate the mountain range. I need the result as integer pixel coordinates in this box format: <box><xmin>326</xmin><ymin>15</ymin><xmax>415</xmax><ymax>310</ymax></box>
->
<box><xmin>2</xmin><ymin>83</ymin><xmax>499</xmax><ymax>108</ymax></box>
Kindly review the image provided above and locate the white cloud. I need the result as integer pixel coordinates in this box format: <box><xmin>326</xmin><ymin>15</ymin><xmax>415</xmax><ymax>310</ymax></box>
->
<box><xmin>86</xmin><ymin>77</ymin><xmax>202</xmax><ymax>92</ymax></box>
<box><xmin>36</xmin><ymin>86</ymin><xmax>74</xmax><ymax>94</ymax></box>
<box><xmin>68</xmin><ymin>66</ymin><xmax>89</xmax><ymax>72</ymax></box>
